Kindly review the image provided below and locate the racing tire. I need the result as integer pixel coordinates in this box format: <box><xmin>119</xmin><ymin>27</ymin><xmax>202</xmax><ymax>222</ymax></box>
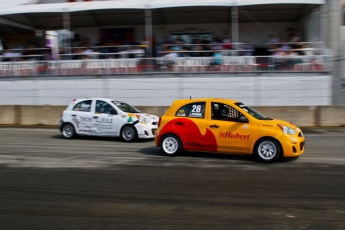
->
<box><xmin>254</xmin><ymin>138</ymin><xmax>281</xmax><ymax>163</ymax></box>
<box><xmin>121</xmin><ymin>125</ymin><xmax>137</xmax><ymax>142</ymax></box>
<box><xmin>62</xmin><ymin>123</ymin><xmax>76</xmax><ymax>139</ymax></box>
<box><xmin>160</xmin><ymin>134</ymin><xmax>182</xmax><ymax>157</ymax></box>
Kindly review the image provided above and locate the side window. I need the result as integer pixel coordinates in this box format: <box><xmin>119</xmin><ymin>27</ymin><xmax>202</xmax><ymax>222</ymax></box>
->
<box><xmin>73</xmin><ymin>100</ymin><xmax>92</xmax><ymax>112</ymax></box>
<box><xmin>211</xmin><ymin>102</ymin><xmax>242</xmax><ymax>121</ymax></box>
<box><xmin>175</xmin><ymin>102</ymin><xmax>205</xmax><ymax>119</ymax></box>
<box><xmin>95</xmin><ymin>100</ymin><xmax>117</xmax><ymax>114</ymax></box>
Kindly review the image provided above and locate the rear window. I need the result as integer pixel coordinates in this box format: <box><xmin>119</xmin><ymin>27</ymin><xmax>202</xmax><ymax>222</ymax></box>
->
<box><xmin>175</xmin><ymin>102</ymin><xmax>206</xmax><ymax>119</ymax></box>
<box><xmin>73</xmin><ymin>100</ymin><xmax>92</xmax><ymax>112</ymax></box>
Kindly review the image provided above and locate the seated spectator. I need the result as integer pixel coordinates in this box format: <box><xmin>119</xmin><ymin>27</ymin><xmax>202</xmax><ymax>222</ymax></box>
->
<box><xmin>281</xmin><ymin>40</ymin><xmax>291</xmax><ymax>52</ymax></box>
<box><xmin>285</xmin><ymin>49</ymin><xmax>299</xmax><ymax>69</ymax></box>
<box><xmin>210</xmin><ymin>49</ymin><xmax>223</xmax><ymax>71</ymax></box>
<box><xmin>163</xmin><ymin>49</ymin><xmax>178</xmax><ymax>59</ymax></box>
<box><xmin>242</xmin><ymin>42</ymin><xmax>254</xmax><ymax>56</ymax></box>
<box><xmin>191</xmin><ymin>38</ymin><xmax>204</xmax><ymax>57</ymax></box>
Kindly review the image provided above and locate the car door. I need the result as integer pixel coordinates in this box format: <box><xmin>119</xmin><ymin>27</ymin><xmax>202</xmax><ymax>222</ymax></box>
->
<box><xmin>92</xmin><ymin>100</ymin><xmax>119</xmax><ymax>136</ymax></box>
<box><xmin>208</xmin><ymin>101</ymin><xmax>251</xmax><ymax>153</ymax></box>
<box><xmin>173</xmin><ymin>101</ymin><xmax>210</xmax><ymax>151</ymax></box>
<box><xmin>69</xmin><ymin>99</ymin><xmax>94</xmax><ymax>135</ymax></box>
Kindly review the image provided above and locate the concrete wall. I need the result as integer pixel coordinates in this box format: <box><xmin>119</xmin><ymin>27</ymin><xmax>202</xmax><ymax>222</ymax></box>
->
<box><xmin>0</xmin><ymin>74</ymin><xmax>332</xmax><ymax>107</ymax></box>
<box><xmin>1</xmin><ymin>105</ymin><xmax>344</xmax><ymax>127</ymax></box>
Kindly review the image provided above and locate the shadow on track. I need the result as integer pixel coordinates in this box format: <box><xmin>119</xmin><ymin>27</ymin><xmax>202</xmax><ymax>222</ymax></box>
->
<box><xmin>139</xmin><ymin>146</ymin><xmax>300</xmax><ymax>164</ymax></box>
<box><xmin>50</xmin><ymin>134</ymin><xmax>154</xmax><ymax>143</ymax></box>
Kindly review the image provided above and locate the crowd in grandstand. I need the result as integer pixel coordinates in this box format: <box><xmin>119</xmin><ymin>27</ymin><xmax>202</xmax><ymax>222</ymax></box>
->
<box><xmin>0</xmin><ymin>27</ymin><xmax>318</xmax><ymax>63</ymax></box>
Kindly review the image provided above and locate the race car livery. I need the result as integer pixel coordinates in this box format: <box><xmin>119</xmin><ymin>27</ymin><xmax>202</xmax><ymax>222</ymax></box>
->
<box><xmin>59</xmin><ymin>98</ymin><xmax>158</xmax><ymax>142</ymax></box>
<box><xmin>155</xmin><ymin>98</ymin><xmax>305</xmax><ymax>162</ymax></box>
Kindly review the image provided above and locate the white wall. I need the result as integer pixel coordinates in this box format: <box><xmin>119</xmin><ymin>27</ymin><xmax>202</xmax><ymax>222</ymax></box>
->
<box><xmin>0</xmin><ymin>75</ymin><xmax>332</xmax><ymax>106</ymax></box>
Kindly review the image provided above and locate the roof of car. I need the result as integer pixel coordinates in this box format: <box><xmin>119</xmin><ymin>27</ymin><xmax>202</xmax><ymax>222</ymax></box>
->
<box><xmin>74</xmin><ymin>98</ymin><xmax>123</xmax><ymax>102</ymax></box>
<box><xmin>174</xmin><ymin>98</ymin><xmax>238</xmax><ymax>103</ymax></box>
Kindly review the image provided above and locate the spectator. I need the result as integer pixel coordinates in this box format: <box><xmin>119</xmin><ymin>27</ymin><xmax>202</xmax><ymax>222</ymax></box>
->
<box><xmin>210</xmin><ymin>49</ymin><xmax>223</xmax><ymax>71</ymax></box>
<box><xmin>242</xmin><ymin>42</ymin><xmax>254</xmax><ymax>56</ymax></box>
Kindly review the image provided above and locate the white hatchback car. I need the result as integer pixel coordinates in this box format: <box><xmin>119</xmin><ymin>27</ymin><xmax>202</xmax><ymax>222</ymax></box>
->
<box><xmin>59</xmin><ymin>98</ymin><xmax>159</xmax><ymax>142</ymax></box>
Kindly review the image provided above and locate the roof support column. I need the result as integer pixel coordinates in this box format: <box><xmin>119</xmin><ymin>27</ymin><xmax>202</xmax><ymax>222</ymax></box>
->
<box><xmin>145</xmin><ymin>7</ymin><xmax>153</xmax><ymax>58</ymax></box>
<box><xmin>231</xmin><ymin>4</ymin><xmax>239</xmax><ymax>52</ymax></box>
<box><xmin>63</xmin><ymin>11</ymin><xmax>71</xmax><ymax>58</ymax></box>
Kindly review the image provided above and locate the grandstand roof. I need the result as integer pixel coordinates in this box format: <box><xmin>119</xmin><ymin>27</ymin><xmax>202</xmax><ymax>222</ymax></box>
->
<box><xmin>0</xmin><ymin>0</ymin><xmax>325</xmax><ymax>15</ymax></box>
<box><xmin>0</xmin><ymin>0</ymin><xmax>325</xmax><ymax>33</ymax></box>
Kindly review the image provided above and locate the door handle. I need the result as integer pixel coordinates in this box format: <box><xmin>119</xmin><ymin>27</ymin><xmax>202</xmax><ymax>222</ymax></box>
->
<box><xmin>210</xmin><ymin>124</ymin><xmax>219</xmax><ymax>128</ymax></box>
<box><xmin>71</xmin><ymin>114</ymin><xmax>76</xmax><ymax>117</ymax></box>
<box><xmin>93</xmin><ymin>116</ymin><xmax>99</xmax><ymax>119</ymax></box>
<box><xmin>175</xmin><ymin>121</ymin><xmax>184</xmax><ymax>125</ymax></box>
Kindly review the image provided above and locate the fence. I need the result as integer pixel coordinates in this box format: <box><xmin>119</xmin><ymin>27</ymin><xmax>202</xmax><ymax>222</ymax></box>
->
<box><xmin>0</xmin><ymin>55</ymin><xmax>330</xmax><ymax>77</ymax></box>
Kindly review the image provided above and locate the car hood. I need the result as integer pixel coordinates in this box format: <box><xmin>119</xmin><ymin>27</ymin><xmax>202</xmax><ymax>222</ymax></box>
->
<box><xmin>139</xmin><ymin>113</ymin><xmax>159</xmax><ymax>122</ymax></box>
<box><xmin>263</xmin><ymin>118</ymin><xmax>298</xmax><ymax>129</ymax></box>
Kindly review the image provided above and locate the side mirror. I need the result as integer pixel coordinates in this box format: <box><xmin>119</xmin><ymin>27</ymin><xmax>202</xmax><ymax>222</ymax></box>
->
<box><xmin>110</xmin><ymin>109</ymin><xmax>117</xmax><ymax>115</ymax></box>
<box><xmin>238</xmin><ymin>115</ymin><xmax>248</xmax><ymax>123</ymax></box>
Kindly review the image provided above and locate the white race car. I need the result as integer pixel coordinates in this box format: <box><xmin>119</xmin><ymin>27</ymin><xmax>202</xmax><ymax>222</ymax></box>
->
<box><xmin>59</xmin><ymin>98</ymin><xmax>159</xmax><ymax>142</ymax></box>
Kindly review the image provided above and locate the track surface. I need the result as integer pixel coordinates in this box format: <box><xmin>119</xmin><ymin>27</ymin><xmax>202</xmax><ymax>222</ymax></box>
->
<box><xmin>0</xmin><ymin>128</ymin><xmax>344</xmax><ymax>230</ymax></box>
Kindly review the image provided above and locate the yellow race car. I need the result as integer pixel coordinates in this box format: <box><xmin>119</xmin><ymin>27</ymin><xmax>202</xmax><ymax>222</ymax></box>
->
<box><xmin>155</xmin><ymin>98</ymin><xmax>305</xmax><ymax>162</ymax></box>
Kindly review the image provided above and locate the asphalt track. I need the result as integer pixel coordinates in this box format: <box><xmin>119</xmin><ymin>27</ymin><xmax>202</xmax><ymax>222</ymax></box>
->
<box><xmin>0</xmin><ymin>128</ymin><xmax>344</xmax><ymax>230</ymax></box>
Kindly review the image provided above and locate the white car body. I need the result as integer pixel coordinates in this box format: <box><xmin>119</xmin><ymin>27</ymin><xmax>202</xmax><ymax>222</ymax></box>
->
<box><xmin>59</xmin><ymin>98</ymin><xmax>159</xmax><ymax>141</ymax></box>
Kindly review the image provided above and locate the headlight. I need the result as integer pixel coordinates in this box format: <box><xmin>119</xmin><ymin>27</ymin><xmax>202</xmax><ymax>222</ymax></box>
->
<box><xmin>277</xmin><ymin>124</ymin><xmax>296</xmax><ymax>135</ymax></box>
<box><xmin>139</xmin><ymin>117</ymin><xmax>150</xmax><ymax>124</ymax></box>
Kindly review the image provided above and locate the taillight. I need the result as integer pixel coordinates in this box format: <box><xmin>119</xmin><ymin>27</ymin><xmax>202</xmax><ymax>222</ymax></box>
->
<box><xmin>158</xmin><ymin>117</ymin><xmax>161</xmax><ymax>127</ymax></box>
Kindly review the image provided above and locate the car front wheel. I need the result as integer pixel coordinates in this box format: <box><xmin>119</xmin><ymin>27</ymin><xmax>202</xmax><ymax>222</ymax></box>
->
<box><xmin>161</xmin><ymin>134</ymin><xmax>182</xmax><ymax>157</ymax></box>
<box><xmin>255</xmin><ymin>138</ymin><xmax>281</xmax><ymax>163</ymax></box>
<box><xmin>121</xmin><ymin>125</ymin><xmax>137</xmax><ymax>142</ymax></box>
<box><xmin>62</xmin><ymin>123</ymin><xmax>76</xmax><ymax>139</ymax></box>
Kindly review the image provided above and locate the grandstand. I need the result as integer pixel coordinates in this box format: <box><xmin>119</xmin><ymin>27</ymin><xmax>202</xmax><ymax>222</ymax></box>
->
<box><xmin>0</xmin><ymin>0</ymin><xmax>343</xmax><ymax>106</ymax></box>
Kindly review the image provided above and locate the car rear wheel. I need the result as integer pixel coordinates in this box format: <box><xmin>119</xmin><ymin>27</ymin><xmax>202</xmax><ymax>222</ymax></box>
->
<box><xmin>161</xmin><ymin>134</ymin><xmax>182</xmax><ymax>157</ymax></box>
<box><xmin>255</xmin><ymin>138</ymin><xmax>281</xmax><ymax>163</ymax></box>
<box><xmin>62</xmin><ymin>123</ymin><xmax>76</xmax><ymax>139</ymax></box>
<box><xmin>121</xmin><ymin>125</ymin><xmax>137</xmax><ymax>142</ymax></box>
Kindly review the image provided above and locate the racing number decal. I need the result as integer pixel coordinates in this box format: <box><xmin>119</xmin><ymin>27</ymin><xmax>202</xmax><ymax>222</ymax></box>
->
<box><xmin>191</xmin><ymin>105</ymin><xmax>202</xmax><ymax>113</ymax></box>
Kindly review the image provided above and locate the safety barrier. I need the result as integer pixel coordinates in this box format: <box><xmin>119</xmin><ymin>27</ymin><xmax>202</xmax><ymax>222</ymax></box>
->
<box><xmin>1</xmin><ymin>105</ymin><xmax>344</xmax><ymax>127</ymax></box>
<box><xmin>0</xmin><ymin>55</ymin><xmax>330</xmax><ymax>77</ymax></box>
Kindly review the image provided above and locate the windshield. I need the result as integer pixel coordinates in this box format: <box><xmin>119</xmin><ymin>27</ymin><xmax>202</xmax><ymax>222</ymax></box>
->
<box><xmin>234</xmin><ymin>102</ymin><xmax>269</xmax><ymax>120</ymax></box>
<box><xmin>112</xmin><ymin>101</ymin><xmax>141</xmax><ymax>113</ymax></box>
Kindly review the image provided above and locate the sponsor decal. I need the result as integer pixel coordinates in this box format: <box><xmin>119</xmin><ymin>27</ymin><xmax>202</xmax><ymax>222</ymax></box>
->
<box><xmin>127</xmin><ymin>116</ymin><xmax>133</xmax><ymax>122</ymax></box>
<box><xmin>176</xmin><ymin>109</ymin><xmax>186</xmax><ymax>117</ymax></box>
<box><xmin>243</xmin><ymin>124</ymin><xmax>248</xmax><ymax>129</ymax></box>
<box><xmin>263</xmin><ymin>124</ymin><xmax>273</xmax><ymax>128</ymax></box>
<box><xmin>189</xmin><ymin>112</ymin><xmax>203</xmax><ymax>118</ymax></box>
<box><xmin>95</xmin><ymin>118</ymin><xmax>113</xmax><ymax>123</ymax></box>
<box><xmin>79</xmin><ymin>117</ymin><xmax>113</xmax><ymax>123</ymax></box>
<box><xmin>80</xmin><ymin>117</ymin><xmax>93</xmax><ymax>122</ymax></box>
<box><xmin>72</xmin><ymin>117</ymin><xmax>80</xmax><ymax>128</ymax></box>
<box><xmin>219</xmin><ymin>132</ymin><xmax>250</xmax><ymax>140</ymax></box>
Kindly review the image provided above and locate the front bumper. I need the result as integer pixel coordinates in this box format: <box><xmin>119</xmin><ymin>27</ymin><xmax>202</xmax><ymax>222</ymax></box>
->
<box><xmin>280</xmin><ymin>133</ymin><xmax>305</xmax><ymax>157</ymax></box>
<box><xmin>135</xmin><ymin>123</ymin><xmax>158</xmax><ymax>139</ymax></box>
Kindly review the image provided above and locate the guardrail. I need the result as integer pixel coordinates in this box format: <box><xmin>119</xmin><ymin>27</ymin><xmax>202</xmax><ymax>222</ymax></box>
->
<box><xmin>0</xmin><ymin>55</ymin><xmax>330</xmax><ymax>77</ymax></box>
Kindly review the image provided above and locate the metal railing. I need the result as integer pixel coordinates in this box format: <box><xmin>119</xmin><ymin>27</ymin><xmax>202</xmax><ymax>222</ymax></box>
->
<box><xmin>0</xmin><ymin>55</ymin><xmax>330</xmax><ymax>77</ymax></box>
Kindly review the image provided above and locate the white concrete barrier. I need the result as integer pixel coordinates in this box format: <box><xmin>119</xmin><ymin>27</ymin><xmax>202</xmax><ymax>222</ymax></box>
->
<box><xmin>1</xmin><ymin>105</ymin><xmax>345</xmax><ymax>127</ymax></box>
